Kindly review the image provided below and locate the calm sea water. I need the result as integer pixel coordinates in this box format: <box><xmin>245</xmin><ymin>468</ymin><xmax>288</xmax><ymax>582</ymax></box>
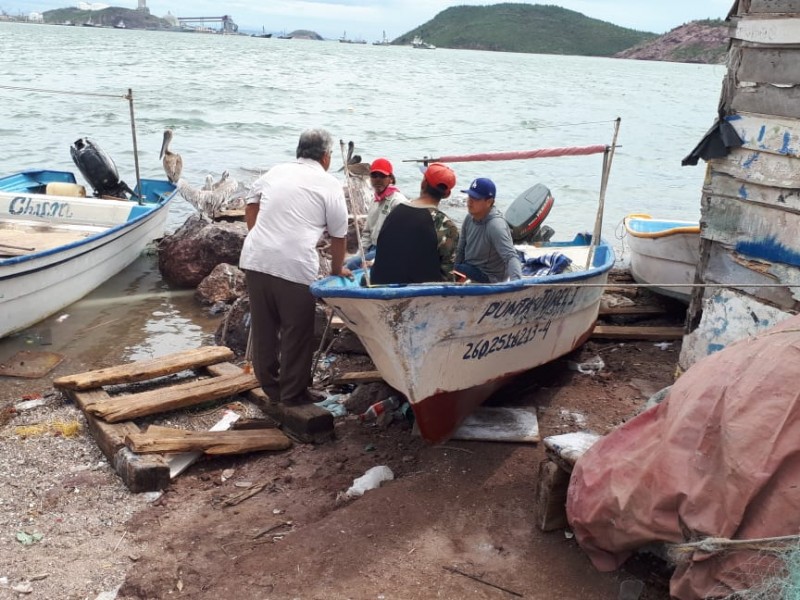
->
<box><xmin>0</xmin><ymin>22</ymin><xmax>726</xmax><ymax>359</ymax></box>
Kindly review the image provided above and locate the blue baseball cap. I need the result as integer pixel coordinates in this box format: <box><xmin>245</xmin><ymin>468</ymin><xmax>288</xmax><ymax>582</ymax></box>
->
<box><xmin>462</xmin><ymin>177</ymin><xmax>496</xmax><ymax>199</ymax></box>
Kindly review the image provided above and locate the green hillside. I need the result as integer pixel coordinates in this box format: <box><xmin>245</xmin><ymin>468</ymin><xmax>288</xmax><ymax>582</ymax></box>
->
<box><xmin>395</xmin><ymin>3</ymin><xmax>657</xmax><ymax>56</ymax></box>
<box><xmin>43</xmin><ymin>7</ymin><xmax>172</xmax><ymax>29</ymax></box>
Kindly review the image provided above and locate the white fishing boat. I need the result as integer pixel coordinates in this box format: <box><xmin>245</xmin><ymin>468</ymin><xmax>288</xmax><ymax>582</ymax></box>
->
<box><xmin>312</xmin><ymin>128</ymin><xmax>621</xmax><ymax>443</ymax></box>
<box><xmin>411</xmin><ymin>36</ymin><xmax>436</xmax><ymax>49</ymax></box>
<box><xmin>623</xmin><ymin>213</ymin><xmax>701</xmax><ymax>303</ymax></box>
<box><xmin>0</xmin><ymin>87</ymin><xmax>177</xmax><ymax>339</ymax></box>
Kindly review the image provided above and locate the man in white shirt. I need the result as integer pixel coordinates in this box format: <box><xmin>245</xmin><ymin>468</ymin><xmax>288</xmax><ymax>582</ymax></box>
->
<box><xmin>240</xmin><ymin>129</ymin><xmax>351</xmax><ymax>405</ymax></box>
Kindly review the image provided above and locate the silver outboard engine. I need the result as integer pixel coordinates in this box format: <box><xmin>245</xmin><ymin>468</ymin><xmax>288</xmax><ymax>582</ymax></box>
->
<box><xmin>70</xmin><ymin>138</ymin><xmax>134</xmax><ymax>199</ymax></box>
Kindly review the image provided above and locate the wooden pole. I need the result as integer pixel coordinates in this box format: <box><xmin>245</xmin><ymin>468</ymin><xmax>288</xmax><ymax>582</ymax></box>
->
<box><xmin>339</xmin><ymin>139</ymin><xmax>370</xmax><ymax>285</ymax></box>
<box><xmin>586</xmin><ymin>117</ymin><xmax>621</xmax><ymax>270</ymax></box>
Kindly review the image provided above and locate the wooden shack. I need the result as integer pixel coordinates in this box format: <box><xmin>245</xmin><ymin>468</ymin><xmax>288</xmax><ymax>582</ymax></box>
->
<box><xmin>680</xmin><ymin>0</ymin><xmax>800</xmax><ymax>369</ymax></box>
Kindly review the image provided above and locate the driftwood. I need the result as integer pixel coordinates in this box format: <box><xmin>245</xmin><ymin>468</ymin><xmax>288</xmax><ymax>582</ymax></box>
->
<box><xmin>126</xmin><ymin>425</ymin><xmax>290</xmax><ymax>455</ymax></box>
<box><xmin>54</xmin><ymin>346</ymin><xmax>235</xmax><ymax>390</ymax></box>
<box><xmin>591</xmin><ymin>325</ymin><xmax>685</xmax><ymax>340</ymax></box>
<box><xmin>330</xmin><ymin>370</ymin><xmax>384</xmax><ymax>385</ymax></box>
<box><xmin>85</xmin><ymin>372</ymin><xmax>258</xmax><ymax>423</ymax></box>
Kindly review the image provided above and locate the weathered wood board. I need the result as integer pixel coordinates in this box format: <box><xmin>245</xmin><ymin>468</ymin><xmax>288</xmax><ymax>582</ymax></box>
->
<box><xmin>591</xmin><ymin>325</ymin><xmax>685</xmax><ymax>340</ymax></box>
<box><xmin>710</xmin><ymin>147</ymin><xmax>800</xmax><ymax>188</ymax></box>
<box><xmin>543</xmin><ymin>432</ymin><xmax>603</xmax><ymax>470</ymax></box>
<box><xmin>735</xmin><ymin>47</ymin><xmax>800</xmax><ymax>85</ymax></box>
<box><xmin>746</xmin><ymin>0</ymin><xmax>800</xmax><ymax>14</ymax></box>
<box><xmin>54</xmin><ymin>346</ymin><xmax>235</xmax><ymax>390</ymax></box>
<box><xmin>701</xmin><ymin>193</ymin><xmax>800</xmax><ymax>267</ymax></box>
<box><xmin>85</xmin><ymin>372</ymin><xmax>259</xmax><ymax>423</ymax></box>
<box><xmin>734</xmin><ymin>17</ymin><xmax>800</xmax><ymax>45</ymax></box>
<box><xmin>727</xmin><ymin>112</ymin><xmax>800</xmax><ymax>157</ymax></box>
<box><xmin>535</xmin><ymin>460</ymin><xmax>570</xmax><ymax>531</ymax></box>
<box><xmin>330</xmin><ymin>370</ymin><xmax>384</xmax><ymax>385</ymax></box>
<box><xmin>729</xmin><ymin>82</ymin><xmax>800</xmax><ymax>121</ymax></box>
<box><xmin>704</xmin><ymin>169</ymin><xmax>800</xmax><ymax>214</ymax></box>
<box><xmin>127</xmin><ymin>425</ymin><xmax>291</xmax><ymax>455</ymax></box>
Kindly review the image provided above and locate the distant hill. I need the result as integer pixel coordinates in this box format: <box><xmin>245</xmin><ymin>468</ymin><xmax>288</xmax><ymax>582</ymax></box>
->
<box><xmin>43</xmin><ymin>7</ymin><xmax>171</xmax><ymax>29</ymax></box>
<box><xmin>395</xmin><ymin>3</ymin><xmax>657</xmax><ymax>56</ymax></box>
<box><xmin>613</xmin><ymin>20</ymin><xmax>730</xmax><ymax>64</ymax></box>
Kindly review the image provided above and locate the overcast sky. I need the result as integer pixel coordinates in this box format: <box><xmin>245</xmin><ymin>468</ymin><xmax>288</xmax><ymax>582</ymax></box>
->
<box><xmin>6</xmin><ymin>1</ymin><xmax>734</xmax><ymax>39</ymax></box>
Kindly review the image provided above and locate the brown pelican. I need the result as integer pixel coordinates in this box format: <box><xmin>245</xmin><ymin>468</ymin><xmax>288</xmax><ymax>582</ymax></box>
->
<box><xmin>175</xmin><ymin>173</ymin><xmax>243</xmax><ymax>220</ymax></box>
<box><xmin>160</xmin><ymin>129</ymin><xmax>183</xmax><ymax>183</ymax></box>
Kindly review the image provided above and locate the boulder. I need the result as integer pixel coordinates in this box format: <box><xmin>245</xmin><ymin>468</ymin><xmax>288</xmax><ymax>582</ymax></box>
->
<box><xmin>158</xmin><ymin>215</ymin><xmax>247</xmax><ymax>288</ymax></box>
<box><xmin>215</xmin><ymin>295</ymin><xmax>250</xmax><ymax>355</ymax></box>
<box><xmin>195</xmin><ymin>263</ymin><xmax>247</xmax><ymax>306</ymax></box>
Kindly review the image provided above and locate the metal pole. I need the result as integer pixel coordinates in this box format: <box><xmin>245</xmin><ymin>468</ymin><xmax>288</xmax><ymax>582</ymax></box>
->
<box><xmin>126</xmin><ymin>88</ymin><xmax>143</xmax><ymax>204</ymax></box>
<box><xmin>586</xmin><ymin>117</ymin><xmax>621</xmax><ymax>270</ymax></box>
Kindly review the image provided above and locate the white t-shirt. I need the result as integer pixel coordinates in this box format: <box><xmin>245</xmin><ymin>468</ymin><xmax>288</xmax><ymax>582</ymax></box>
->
<box><xmin>240</xmin><ymin>158</ymin><xmax>348</xmax><ymax>285</ymax></box>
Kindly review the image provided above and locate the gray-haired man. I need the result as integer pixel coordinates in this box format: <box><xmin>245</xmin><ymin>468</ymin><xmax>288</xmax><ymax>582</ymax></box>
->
<box><xmin>240</xmin><ymin>128</ymin><xmax>351</xmax><ymax>405</ymax></box>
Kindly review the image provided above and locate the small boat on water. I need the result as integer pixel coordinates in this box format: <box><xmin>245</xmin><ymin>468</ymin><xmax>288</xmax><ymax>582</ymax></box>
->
<box><xmin>114</xmin><ymin>19</ymin><xmax>126</xmax><ymax>29</ymax></box>
<box><xmin>252</xmin><ymin>26</ymin><xmax>272</xmax><ymax>38</ymax></box>
<box><xmin>0</xmin><ymin>140</ymin><xmax>177</xmax><ymax>338</ymax></box>
<box><xmin>312</xmin><ymin>131</ymin><xmax>621</xmax><ymax>443</ymax></box>
<box><xmin>623</xmin><ymin>213</ymin><xmax>701</xmax><ymax>303</ymax></box>
<box><xmin>373</xmin><ymin>30</ymin><xmax>390</xmax><ymax>46</ymax></box>
<box><xmin>412</xmin><ymin>35</ymin><xmax>436</xmax><ymax>49</ymax></box>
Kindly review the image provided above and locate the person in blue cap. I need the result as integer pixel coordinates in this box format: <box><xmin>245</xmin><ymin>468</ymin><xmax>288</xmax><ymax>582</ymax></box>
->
<box><xmin>454</xmin><ymin>177</ymin><xmax>522</xmax><ymax>283</ymax></box>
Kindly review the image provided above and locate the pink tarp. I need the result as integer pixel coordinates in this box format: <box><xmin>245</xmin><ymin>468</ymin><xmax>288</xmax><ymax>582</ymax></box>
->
<box><xmin>567</xmin><ymin>314</ymin><xmax>800</xmax><ymax>599</ymax></box>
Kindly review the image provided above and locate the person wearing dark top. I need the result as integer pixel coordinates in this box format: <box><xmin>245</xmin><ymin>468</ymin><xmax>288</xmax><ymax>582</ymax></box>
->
<box><xmin>370</xmin><ymin>163</ymin><xmax>459</xmax><ymax>285</ymax></box>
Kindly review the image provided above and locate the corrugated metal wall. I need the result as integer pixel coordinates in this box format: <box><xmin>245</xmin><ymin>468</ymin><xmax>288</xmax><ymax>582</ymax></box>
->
<box><xmin>680</xmin><ymin>0</ymin><xmax>800</xmax><ymax>369</ymax></box>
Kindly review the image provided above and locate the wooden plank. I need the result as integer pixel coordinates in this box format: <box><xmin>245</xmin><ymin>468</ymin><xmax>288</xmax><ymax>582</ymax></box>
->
<box><xmin>748</xmin><ymin>0</ymin><xmax>800</xmax><ymax>13</ymax></box>
<box><xmin>53</xmin><ymin>346</ymin><xmax>235</xmax><ymax>390</ymax></box>
<box><xmin>711</xmin><ymin>147</ymin><xmax>800</xmax><ymax>188</ymax></box>
<box><xmin>705</xmin><ymin>169</ymin><xmax>800</xmax><ymax>214</ymax></box>
<box><xmin>330</xmin><ymin>370</ymin><xmax>384</xmax><ymax>385</ymax></box>
<box><xmin>734</xmin><ymin>17</ymin><xmax>800</xmax><ymax>44</ymax></box>
<box><xmin>535</xmin><ymin>460</ymin><xmax>570</xmax><ymax>532</ymax></box>
<box><xmin>598</xmin><ymin>304</ymin><xmax>668</xmax><ymax>316</ymax></box>
<box><xmin>450</xmin><ymin>407</ymin><xmax>540</xmax><ymax>443</ymax></box>
<box><xmin>702</xmin><ymin>193</ymin><xmax>800</xmax><ymax>267</ymax></box>
<box><xmin>736</xmin><ymin>47</ymin><xmax>800</xmax><ymax>85</ymax></box>
<box><xmin>727</xmin><ymin>112</ymin><xmax>800</xmax><ymax>157</ymax></box>
<box><xmin>205</xmin><ymin>363</ymin><xmax>335</xmax><ymax>444</ymax></box>
<box><xmin>543</xmin><ymin>432</ymin><xmax>603</xmax><ymax>469</ymax></box>
<box><xmin>66</xmin><ymin>388</ymin><xmax>170</xmax><ymax>493</ymax></box>
<box><xmin>126</xmin><ymin>425</ymin><xmax>291</xmax><ymax>455</ymax></box>
<box><xmin>591</xmin><ymin>325</ymin><xmax>685</xmax><ymax>340</ymax></box>
<box><xmin>730</xmin><ymin>81</ymin><xmax>800</xmax><ymax>121</ymax></box>
<box><xmin>85</xmin><ymin>372</ymin><xmax>259</xmax><ymax>423</ymax></box>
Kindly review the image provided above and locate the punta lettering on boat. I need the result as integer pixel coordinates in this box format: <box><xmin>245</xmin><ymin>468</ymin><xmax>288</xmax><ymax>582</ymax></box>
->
<box><xmin>8</xmin><ymin>196</ymin><xmax>75</xmax><ymax>219</ymax></box>
<box><xmin>476</xmin><ymin>288</ymin><xmax>579</xmax><ymax>325</ymax></box>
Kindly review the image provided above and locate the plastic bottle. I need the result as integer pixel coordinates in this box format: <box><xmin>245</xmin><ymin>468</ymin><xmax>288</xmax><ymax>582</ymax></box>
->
<box><xmin>359</xmin><ymin>396</ymin><xmax>401</xmax><ymax>421</ymax></box>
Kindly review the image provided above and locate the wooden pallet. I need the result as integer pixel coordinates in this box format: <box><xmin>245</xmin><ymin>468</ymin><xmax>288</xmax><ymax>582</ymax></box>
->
<box><xmin>53</xmin><ymin>346</ymin><xmax>291</xmax><ymax>493</ymax></box>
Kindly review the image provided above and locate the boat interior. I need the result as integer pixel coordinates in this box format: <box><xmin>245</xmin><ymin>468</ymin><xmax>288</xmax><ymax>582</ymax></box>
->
<box><xmin>0</xmin><ymin>220</ymin><xmax>102</xmax><ymax>258</ymax></box>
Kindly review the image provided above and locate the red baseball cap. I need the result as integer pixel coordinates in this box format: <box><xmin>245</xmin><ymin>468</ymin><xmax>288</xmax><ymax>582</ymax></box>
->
<box><xmin>370</xmin><ymin>158</ymin><xmax>393</xmax><ymax>175</ymax></box>
<box><xmin>422</xmin><ymin>163</ymin><xmax>456</xmax><ymax>194</ymax></box>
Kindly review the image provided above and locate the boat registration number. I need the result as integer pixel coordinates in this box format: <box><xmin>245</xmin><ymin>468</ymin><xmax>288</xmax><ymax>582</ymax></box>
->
<box><xmin>462</xmin><ymin>320</ymin><xmax>551</xmax><ymax>361</ymax></box>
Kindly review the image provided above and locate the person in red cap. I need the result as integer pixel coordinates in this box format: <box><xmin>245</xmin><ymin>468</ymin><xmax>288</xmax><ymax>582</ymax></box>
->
<box><xmin>345</xmin><ymin>157</ymin><xmax>408</xmax><ymax>269</ymax></box>
<box><xmin>370</xmin><ymin>162</ymin><xmax>459</xmax><ymax>285</ymax></box>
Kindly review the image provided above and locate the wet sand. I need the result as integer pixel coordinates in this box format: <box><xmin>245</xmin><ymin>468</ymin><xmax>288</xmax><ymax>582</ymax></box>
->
<box><xmin>0</xmin><ymin>251</ymin><xmax>222</xmax><ymax>403</ymax></box>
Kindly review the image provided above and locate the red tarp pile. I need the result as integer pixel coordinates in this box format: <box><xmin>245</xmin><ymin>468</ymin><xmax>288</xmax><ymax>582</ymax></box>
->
<box><xmin>567</xmin><ymin>314</ymin><xmax>800</xmax><ymax>599</ymax></box>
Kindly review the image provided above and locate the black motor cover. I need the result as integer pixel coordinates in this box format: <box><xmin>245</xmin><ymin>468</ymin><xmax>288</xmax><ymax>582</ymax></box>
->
<box><xmin>505</xmin><ymin>183</ymin><xmax>555</xmax><ymax>243</ymax></box>
<box><xmin>70</xmin><ymin>138</ymin><xmax>133</xmax><ymax>199</ymax></box>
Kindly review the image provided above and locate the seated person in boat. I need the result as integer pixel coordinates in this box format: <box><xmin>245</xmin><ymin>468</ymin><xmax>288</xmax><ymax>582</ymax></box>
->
<box><xmin>345</xmin><ymin>157</ymin><xmax>408</xmax><ymax>269</ymax></box>
<box><xmin>454</xmin><ymin>177</ymin><xmax>522</xmax><ymax>283</ymax></box>
<box><xmin>370</xmin><ymin>163</ymin><xmax>459</xmax><ymax>285</ymax></box>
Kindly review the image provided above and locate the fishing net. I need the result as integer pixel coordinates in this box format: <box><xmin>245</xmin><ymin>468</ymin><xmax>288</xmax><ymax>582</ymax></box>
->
<box><xmin>668</xmin><ymin>537</ymin><xmax>800</xmax><ymax>599</ymax></box>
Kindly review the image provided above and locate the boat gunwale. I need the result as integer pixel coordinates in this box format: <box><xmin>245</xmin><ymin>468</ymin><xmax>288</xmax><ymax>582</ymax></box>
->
<box><xmin>311</xmin><ymin>240</ymin><xmax>615</xmax><ymax>300</ymax></box>
<box><xmin>0</xmin><ymin>184</ymin><xmax>177</xmax><ymax>267</ymax></box>
<box><xmin>623</xmin><ymin>213</ymin><xmax>700</xmax><ymax>239</ymax></box>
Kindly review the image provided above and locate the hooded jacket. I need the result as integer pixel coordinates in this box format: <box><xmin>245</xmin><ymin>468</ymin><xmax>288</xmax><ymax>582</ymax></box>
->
<box><xmin>455</xmin><ymin>206</ymin><xmax>522</xmax><ymax>282</ymax></box>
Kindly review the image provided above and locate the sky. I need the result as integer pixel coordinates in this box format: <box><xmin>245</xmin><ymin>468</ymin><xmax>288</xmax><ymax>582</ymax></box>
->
<box><xmin>5</xmin><ymin>0</ymin><xmax>734</xmax><ymax>40</ymax></box>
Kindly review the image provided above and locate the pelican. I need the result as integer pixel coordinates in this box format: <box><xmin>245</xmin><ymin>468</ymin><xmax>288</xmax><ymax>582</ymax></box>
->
<box><xmin>160</xmin><ymin>129</ymin><xmax>183</xmax><ymax>183</ymax></box>
<box><xmin>175</xmin><ymin>172</ymin><xmax>242</xmax><ymax>220</ymax></box>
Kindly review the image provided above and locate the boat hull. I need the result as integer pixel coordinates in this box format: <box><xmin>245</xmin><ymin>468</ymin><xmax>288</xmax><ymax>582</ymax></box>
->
<box><xmin>624</xmin><ymin>214</ymin><xmax>700</xmax><ymax>303</ymax></box>
<box><xmin>0</xmin><ymin>171</ymin><xmax>176</xmax><ymax>338</ymax></box>
<box><xmin>312</xmin><ymin>238</ymin><xmax>614</xmax><ymax>443</ymax></box>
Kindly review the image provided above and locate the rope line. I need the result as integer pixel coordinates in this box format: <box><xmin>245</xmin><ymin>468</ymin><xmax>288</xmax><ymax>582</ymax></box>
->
<box><xmin>0</xmin><ymin>84</ymin><xmax>127</xmax><ymax>99</ymax></box>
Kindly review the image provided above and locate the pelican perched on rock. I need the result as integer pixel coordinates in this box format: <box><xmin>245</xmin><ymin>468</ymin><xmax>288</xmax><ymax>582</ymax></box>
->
<box><xmin>175</xmin><ymin>172</ymin><xmax>243</xmax><ymax>220</ymax></box>
<box><xmin>160</xmin><ymin>129</ymin><xmax>183</xmax><ymax>184</ymax></box>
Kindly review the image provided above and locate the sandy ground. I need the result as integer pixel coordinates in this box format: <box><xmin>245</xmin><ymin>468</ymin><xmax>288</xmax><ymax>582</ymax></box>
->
<box><xmin>0</xmin><ymin>260</ymin><xmax>683</xmax><ymax>600</ymax></box>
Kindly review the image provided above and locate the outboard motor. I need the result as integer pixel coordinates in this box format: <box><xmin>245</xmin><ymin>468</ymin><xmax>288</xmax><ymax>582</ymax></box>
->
<box><xmin>505</xmin><ymin>183</ymin><xmax>555</xmax><ymax>244</ymax></box>
<box><xmin>70</xmin><ymin>138</ymin><xmax>134</xmax><ymax>199</ymax></box>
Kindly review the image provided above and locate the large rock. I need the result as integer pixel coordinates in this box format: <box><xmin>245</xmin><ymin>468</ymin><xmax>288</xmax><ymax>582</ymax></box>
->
<box><xmin>195</xmin><ymin>263</ymin><xmax>247</xmax><ymax>305</ymax></box>
<box><xmin>158</xmin><ymin>215</ymin><xmax>247</xmax><ymax>288</ymax></box>
<box><xmin>215</xmin><ymin>295</ymin><xmax>250</xmax><ymax>355</ymax></box>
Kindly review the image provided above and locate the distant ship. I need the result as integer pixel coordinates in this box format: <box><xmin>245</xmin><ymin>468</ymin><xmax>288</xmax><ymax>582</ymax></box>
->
<box><xmin>373</xmin><ymin>30</ymin><xmax>390</xmax><ymax>46</ymax></box>
<box><xmin>114</xmin><ymin>19</ymin><xmax>126</xmax><ymax>29</ymax></box>
<box><xmin>339</xmin><ymin>31</ymin><xmax>367</xmax><ymax>44</ymax></box>
<box><xmin>412</xmin><ymin>35</ymin><xmax>436</xmax><ymax>50</ymax></box>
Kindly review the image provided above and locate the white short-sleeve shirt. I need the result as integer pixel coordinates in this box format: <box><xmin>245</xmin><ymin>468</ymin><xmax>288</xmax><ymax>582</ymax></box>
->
<box><xmin>239</xmin><ymin>158</ymin><xmax>348</xmax><ymax>285</ymax></box>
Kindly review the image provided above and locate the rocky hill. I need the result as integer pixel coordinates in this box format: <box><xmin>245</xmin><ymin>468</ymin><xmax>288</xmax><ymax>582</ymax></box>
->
<box><xmin>613</xmin><ymin>20</ymin><xmax>730</xmax><ymax>64</ymax></box>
